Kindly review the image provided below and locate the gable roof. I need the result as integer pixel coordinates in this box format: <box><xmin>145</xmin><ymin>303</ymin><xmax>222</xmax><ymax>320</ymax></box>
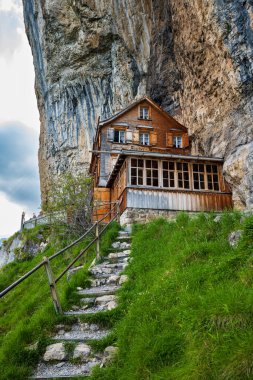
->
<box><xmin>98</xmin><ymin>96</ymin><xmax>187</xmax><ymax>132</ymax></box>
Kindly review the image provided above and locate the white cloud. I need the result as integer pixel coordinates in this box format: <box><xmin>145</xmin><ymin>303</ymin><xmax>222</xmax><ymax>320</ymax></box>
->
<box><xmin>0</xmin><ymin>1</ymin><xmax>40</xmax><ymax>236</ymax></box>
<box><xmin>0</xmin><ymin>1</ymin><xmax>39</xmax><ymax>130</ymax></box>
<box><xmin>0</xmin><ymin>0</ymin><xmax>22</xmax><ymax>12</ymax></box>
<box><xmin>0</xmin><ymin>121</ymin><xmax>40</xmax><ymax>208</ymax></box>
<box><xmin>0</xmin><ymin>0</ymin><xmax>23</xmax><ymax>60</ymax></box>
<box><xmin>0</xmin><ymin>192</ymin><xmax>23</xmax><ymax>237</ymax></box>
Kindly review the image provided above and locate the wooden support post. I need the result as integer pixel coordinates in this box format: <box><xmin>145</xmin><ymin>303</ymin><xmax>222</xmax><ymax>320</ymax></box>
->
<box><xmin>43</xmin><ymin>257</ymin><xmax>62</xmax><ymax>314</ymax></box>
<box><xmin>20</xmin><ymin>211</ymin><xmax>25</xmax><ymax>231</ymax></box>
<box><xmin>95</xmin><ymin>222</ymin><xmax>100</xmax><ymax>261</ymax></box>
<box><xmin>116</xmin><ymin>202</ymin><xmax>120</xmax><ymax>223</ymax></box>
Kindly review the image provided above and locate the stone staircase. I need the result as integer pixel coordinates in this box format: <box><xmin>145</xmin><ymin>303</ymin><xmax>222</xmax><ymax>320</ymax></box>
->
<box><xmin>32</xmin><ymin>229</ymin><xmax>131</xmax><ymax>379</ymax></box>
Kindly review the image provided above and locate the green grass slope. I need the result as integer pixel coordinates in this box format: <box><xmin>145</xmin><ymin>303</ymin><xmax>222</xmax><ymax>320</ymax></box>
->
<box><xmin>0</xmin><ymin>222</ymin><xmax>119</xmax><ymax>380</ymax></box>
<box><xmin>92</xmin><ymin>212</ymin><xmax>253</xmax><ymax>380</ymax></box>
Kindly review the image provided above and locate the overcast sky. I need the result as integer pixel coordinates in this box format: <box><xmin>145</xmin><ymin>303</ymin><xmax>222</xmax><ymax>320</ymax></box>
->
<box><xmin>0</xmin><ymin>0</ymin><xmax>40</xmax><ymax>237</ymax></box>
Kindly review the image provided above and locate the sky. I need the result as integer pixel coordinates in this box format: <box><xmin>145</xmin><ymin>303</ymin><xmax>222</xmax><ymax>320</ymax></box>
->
<box><xmin>0</xmin><ymin>0</ymin><xmax>40</xmax><ymax>237</ymax></box>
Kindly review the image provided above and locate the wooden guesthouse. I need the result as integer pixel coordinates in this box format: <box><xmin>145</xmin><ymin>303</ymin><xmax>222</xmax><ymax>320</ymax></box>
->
<box><xmin>90</xmin><ymin>97</ymin><xmax>233</xmax><ymax>223</ymax></box>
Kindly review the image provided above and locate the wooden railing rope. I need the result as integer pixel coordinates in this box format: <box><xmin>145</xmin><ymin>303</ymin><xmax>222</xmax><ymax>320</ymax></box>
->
<box><xmin>0</xmin><ymin>202</ymin><xmax>120</xmax><ymax>314</ymax></box>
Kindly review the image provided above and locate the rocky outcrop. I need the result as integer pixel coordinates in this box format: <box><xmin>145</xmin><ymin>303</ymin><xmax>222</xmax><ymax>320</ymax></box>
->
<box><xmin>0</xmin><ymin>230</ymin><xmax>47</xmax><ymax>268</ymax></box>
<box><xmin>23</xmin><ymin>0</ymin><xmax>253</xmax><ymax>208</ymax></box>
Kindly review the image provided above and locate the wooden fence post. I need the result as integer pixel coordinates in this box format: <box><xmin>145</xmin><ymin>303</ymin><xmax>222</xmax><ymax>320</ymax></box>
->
<box><xmin>95</xmin><ymin>222</ymin><xmax>100</xmax><ymax>261</ymax></box>
<box><xmin>43</xmin><ymin>257</ymin><xmax>62</xmax><ymax>314</ymax></box>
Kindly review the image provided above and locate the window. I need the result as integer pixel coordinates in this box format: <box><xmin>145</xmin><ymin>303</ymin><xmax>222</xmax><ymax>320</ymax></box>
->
<box><xmin>139</xmin><ymin>107</ymin><xmax>149</xmax><ymax>120</ymax></box>
<box><xmin>114</xmin><ymin>130</ymin><xmax>125</xmax><ymax>143</ymax></box>
<box><xmin>173</xmin><ymin>136</ymin><xmax>182</xmax><ymax>148</ymax></box>
<box><xmin>129</xmin><ymin>159</ymin><xmax>220</xmax><ymax>192</ymax></box>
<box><xmin>130</xmin><ymin>159</ymin><xmax>158</xmax><ymax>187</ymax></box>
<box><xmin>177</xmin><ymin>162</ymin><xmax>190</xmax><ymax>189</ymax></box>
<box><xmin>206</xmin><ymin>164</ymin><xmax>220</xmax><ymax>191</ymax></box>
<box><xmin>131</xmin><ymin>158</ymin><xmax>144</xmax><ymax>185</ymax></box>
<box><xmin>193</xmin><ymin>164</ymin><xmax>220</xmax><ymax>191</ymax></box>
<box><xmin>193</xmin><ymin>163</ymin><xmax>205</xmax><ymax>190</ymax></box>
<box><xmin>146</xmin><ymin>160</ymin><xmax>159</xmax><ymax>187</ymax></box>
<box><xmin>139</xmin><ymin>132</ymin><xmax>150</xmax><ymax>145</ymax></box>
<box><xmin>162</xmin><ymin>161</ymin><xmax>175</xmax><ymax>188</ymax></box>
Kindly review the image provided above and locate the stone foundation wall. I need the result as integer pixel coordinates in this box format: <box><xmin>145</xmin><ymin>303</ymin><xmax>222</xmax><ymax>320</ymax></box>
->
<box><xmin>120</xmin><ymin>208</ymin><xmax>194</xmax><ymax>225</ymax></box>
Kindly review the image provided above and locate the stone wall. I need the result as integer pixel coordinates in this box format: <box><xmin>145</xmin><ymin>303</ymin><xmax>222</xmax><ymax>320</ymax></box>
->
<box><xmin>23</xmin><ymin>0</ymin><xmax>253</xmax><ymax>209</ymax></box>
<box><xmin>120</xmin><ymin>208</ymin><xmax>182</xmax><ymax>225</ymax></box>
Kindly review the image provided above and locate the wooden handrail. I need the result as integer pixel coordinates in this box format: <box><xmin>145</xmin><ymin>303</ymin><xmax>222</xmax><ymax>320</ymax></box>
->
<box><xmin>0</xmin><ymin>261</ymin><xmax>45</xmax><ymax>298</ymax></box>
<box><xmin>0</xmin><ymin>202</ymin><xmax>120</xmax><ymax>314</ymax></box>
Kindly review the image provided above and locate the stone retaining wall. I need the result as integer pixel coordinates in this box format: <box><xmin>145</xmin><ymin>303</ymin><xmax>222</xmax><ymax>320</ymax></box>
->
<box><xmin>120</xmin><ymin>208</ymin><xmax>189</xmax><ymax>225</ymax></box>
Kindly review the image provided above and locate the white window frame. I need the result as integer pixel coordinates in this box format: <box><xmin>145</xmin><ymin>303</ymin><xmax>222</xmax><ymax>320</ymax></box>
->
<box><xmin>128</xmin><ymin>159</ymin><xmax>222</xmax><ymax>192</ymax></box>
<box><xmin>114</xmin><ymin>130</ymin><xmax>125</xmax><ymax>143</ymax></box>
<box><xmin>139</xmin><ymin>132</ymin><xmax>150</xmax><ymax>146</ymax></box>
<box><xmin>173</xmin><ymin>136</ymin><xmax>182</xmax><ymax>148</ymax></box>
<box><xmin>162</xmin><ymin>161</ymin><xmax>176</xmax><ymax>188</ymax></box>
<box><xmin>139</xmin><ymin>107</ymin><xmax>149</xmax><ymax>120</ymax></box>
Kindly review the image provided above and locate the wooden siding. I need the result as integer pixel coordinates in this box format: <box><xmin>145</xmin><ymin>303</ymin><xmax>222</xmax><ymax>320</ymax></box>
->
<box><xmin>111</xmin><ymin>161</ymin><xmax>128</xmax><ymax>203</ymax></box>
<box><xmin>126</xmin><ymin>188</ymin><xmax>233</xmax><ymax>212</ymax></box>
<box><xmin>92</xmin><ymin>187</ymin><xmax>111</xmax><ymax>222</ymax></box>
<box><xmin>101</xmin><ymin>100</ymin><xmax>190</xmax><ymax>151</ymax></box>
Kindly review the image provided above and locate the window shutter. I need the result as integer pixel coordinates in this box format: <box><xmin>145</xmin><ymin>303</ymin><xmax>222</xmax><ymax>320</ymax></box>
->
<box><xmin>150</xmin><ymin>132</ymin><xmax>157</xmax><ymax>145</ymax></box>
<box><xmin>107</xmin><ymin>128</ymin><xmax>114</xmax><ymax>142</ymax></box>
<box><xmin>126</xmin><ymin>130</ymin><xmax>133</xmax><ymax>143</ymax></box>
<box><xmin>132</xmin><ymin>130</ymin><xmax>139</xmax><ymax>143</ymax></box>
<box><xmin>182</xmin><ymin>133</ymin><xmax>189</xmax><ymax>148</ymax></box>
<box><xmin>166</xmin><ymin>132</ymin><xmax>173</xmax><ymax>147</ymax></box>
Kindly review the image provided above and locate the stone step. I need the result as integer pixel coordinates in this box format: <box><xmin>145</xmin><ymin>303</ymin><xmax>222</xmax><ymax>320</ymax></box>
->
<box><xmin>65</xmin><ymin>294</ymin><xmax>117</xmax><ymax>316</ymax></box>
<box><xmin>94</xmin><ymin>262</ymin><xmax>126</xmax><ymax>269</ymax></box>
<box><xmin>64</xmin><ymin>303</ymin><xmax>116</xmax><ymax>316</ymax></box>
<box><xmin>89</xmin><ymin>262</ymin><xmax>126</xmax><ymax>276</ymax></box>
<box><xmin>117</xmin><ymin>235</ymin><xmax>131</xmax><ymax>240</ymax></box>
<box><xmin>32</xmin><ymin>345</ymin><xmax>118</xmax><ymax>379</ymax></box>
<box><xmin>111</xmin><ymin>241</ymin><xmax>131</xmax><ymax>250</ymax></box>
<box><xmin>118</xmin><ymin>231</ymin><xmax>130</xmax><ymax>236</ymax></box>
<box><xmin>32</xmin><ymin>342</ymin><xmax>102</xmax><ymax>379</ymax></box>
<box><xmin>108</xmin><ymin>257</ymin><xmax>129</xmax><ymax>266</ymax></box>
<box><xmin>32</xmin><ymin>360</ymin><xmax>100</xmax><ymax>379</ymax></box>
<box><xmin>80</xmin><ymin>294</ymin><xmax>115</xmax><ymax>304</ymax></box>
<box><xmin>52</xmin><ymin>322</ymin><xmax>109</xmax><ymax>342</ymax></box>
<box><xmin>90</xmin><ymin>270</ymin><xmax>123</xmax><ymax>280</ymax></box>
<box><xmin>77</xmin><ymin>285</ymin><xmax>120</xmax><ymax>297</ymax></box>
<box><xmin>108</xmin><ymin>251</ymin><xmax>130</xmax><ymax>260</ymax></box>
<box><xmin>90</xmin><ymin>274</ymin><xmax>121</xmax><ymax>287</ymax></box>
<box><xmin>91</xmin><ymin>273</ymin><xmax>128</xmax><ymax>287</ymax></box>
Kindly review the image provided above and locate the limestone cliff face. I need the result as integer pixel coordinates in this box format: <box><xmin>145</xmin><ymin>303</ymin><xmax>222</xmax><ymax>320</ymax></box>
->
<box><xmin>23</xmin><ymin>0</ymin><xmax>253</xmax><ymax>208</ymax></box>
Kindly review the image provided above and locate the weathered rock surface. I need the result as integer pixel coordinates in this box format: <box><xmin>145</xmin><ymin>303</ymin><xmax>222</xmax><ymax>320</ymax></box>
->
<box><xmin>228</xmin><ymin>230</ymin><xmax>243</xmax><ymax>247</ymax></box>
<box><xmin>101</xmin><ymin>345</ymin><xmax>119</xmax><ymax>367</ymax></box>
<box><xmin>43</xmin><ymin>343</ymin><xmax>67</xmax><ymax>362</ymax></box>
<box><xmin>0</xmin><ymin>231</ymin><xmax>47</xmax><ymax>268</ymax></box>
<box><xmin>23</xmin><ymin>1</ymin><xmax>253</xmax><ymax>208</ymax></box>
<box><xmin>73</xmin><ymin>343</ymin><xmax>91</xmax><ymax>361</ymax></box>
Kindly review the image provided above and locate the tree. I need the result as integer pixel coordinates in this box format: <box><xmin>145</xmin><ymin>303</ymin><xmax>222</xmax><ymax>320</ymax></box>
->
<box><xmin>45</xmin><ymin>173</ymin><xmax>93</xmax><ymax>235</ymax></box>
